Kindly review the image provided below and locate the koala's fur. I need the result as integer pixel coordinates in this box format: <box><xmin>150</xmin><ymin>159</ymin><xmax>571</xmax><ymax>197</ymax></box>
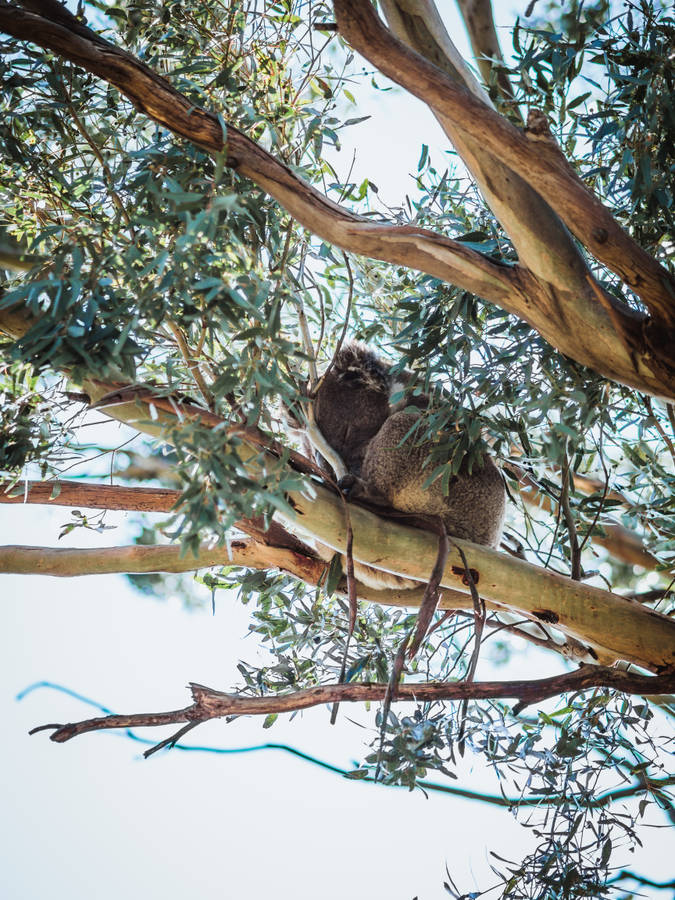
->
<box><xmin>302</xmin><ymin>342</ymin><xmax>506</xmax><ymax>589</ymax></box>
<box><xmin>312</xmin><ymin>342</ymin><xmax>392</xmax><ymax>476</ymax></box>
<box><xmin>361</xmin><ymin>410</ymin><xmax>505</xmax><ymax>548</ymax></box>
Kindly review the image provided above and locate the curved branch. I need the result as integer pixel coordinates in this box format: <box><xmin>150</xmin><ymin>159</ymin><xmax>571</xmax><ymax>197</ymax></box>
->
<box><xmin>0</xmin><ymin>4</ymin><xmax>674</xmax><ymax>398</ymax></box>
<box><xmin>0</xmin><ymin>3</ymin><xmax>514</xmax><ymax>307</ymax></box>
<box><xmin>333</xmin><ymin>1</ymin><xmax>675</xmax><ymax>331</ymax></box>
<box><xmin>33</xmin><ymin>668</ymin><xmax>675</xmax><ymax>745</ymax></box>
<box><xmin>380</xmin><ymin>0</ymin><xmax>583</xmax><ymax>293</ymax></box>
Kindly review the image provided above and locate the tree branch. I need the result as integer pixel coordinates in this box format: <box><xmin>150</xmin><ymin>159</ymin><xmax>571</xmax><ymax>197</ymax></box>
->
<box><xmin>1</xmin><ymin>3</ymin><xmax>674</xmax><ymax>398</ymax></box>
<box><xmin>283</xmin><ymin>482</ymin><xmax>675</xmax><ymax>672</ymax></box>
<box><xmin>455</xmin><ymin>0</ymin><xmax>518</xmax><ymax>109</ymax></box>
<box><xmin>380</xmin><ymin>0</ymin><xmax>585</xmax><ymax>295</ymax></box>
<box><xmin>333</xmin><ymin>1</ymin><xmax>675</xmax><ymax>332</ymax></box>
<box><xmin>3</xmin><ymin>475</ymin><xmax>659</xmax><ymax>572</ymax></box>
<box><xmin>0</xmin><ymin>480</ymin><xmax>181</xmax><ymax>513</ymax></box>
<box><xmin>0</xmin><ymin>3</ymin><xmax>515</xmax><ymax>307</ymax></box>
<box><xmin>31</xmin><ymin>667</ymin><xmax>675</xmax><ymax>745</ymax></box>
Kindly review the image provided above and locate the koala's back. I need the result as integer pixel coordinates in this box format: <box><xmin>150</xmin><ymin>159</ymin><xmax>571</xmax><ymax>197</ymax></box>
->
<box><xmin>313</xmin><ymin>343</ymin><xmax>391</xmax><ymax>475</ymax></box>
<box><xmin>362</xmin><ymin>411</ymin><xmax>505</xmax><ymax>548</ymax></box>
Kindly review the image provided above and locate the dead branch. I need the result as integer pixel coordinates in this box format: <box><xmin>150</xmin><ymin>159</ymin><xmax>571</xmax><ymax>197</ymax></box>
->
<box><xmin>31</xmin><ymin>667</ymin><xmax>675</xmax><ymax>745</ymax></box>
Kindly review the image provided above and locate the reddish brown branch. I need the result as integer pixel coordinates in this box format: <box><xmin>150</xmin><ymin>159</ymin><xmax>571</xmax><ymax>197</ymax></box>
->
<box><xmin>33</xmin><ymin>667</ymin><xmax>675</xmax><ymax>746</ymax></box>
<box><xmin>0</xmin><ymin>480</ymin><xmax>181</xmax><ymax>513</ymax></box>
<box><xmin>0</xmin><ymin>3</ymin><xmax>514</xmax><ymax>306</ymax></box>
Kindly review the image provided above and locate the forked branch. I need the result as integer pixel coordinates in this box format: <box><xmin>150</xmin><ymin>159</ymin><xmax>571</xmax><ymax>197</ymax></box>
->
<box><xmin>333</xmin><ymin>1</ymin><xmax>675</xmax><ymax>329</ymax></box>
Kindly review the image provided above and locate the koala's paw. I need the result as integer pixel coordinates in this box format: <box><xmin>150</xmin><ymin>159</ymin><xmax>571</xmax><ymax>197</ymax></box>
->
<box><xmin>338</xmin><ymin>473</ymin><xmax>360</xmax><ymax>495</ymax></box>
<box><xmin>339</xmin><ymin>474</ymin><xmax>387</xmax><ymax>506</ymax></box>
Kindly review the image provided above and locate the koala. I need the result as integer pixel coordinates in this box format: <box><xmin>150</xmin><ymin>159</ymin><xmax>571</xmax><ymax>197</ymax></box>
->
<box><xmin>303</xmin><ymin>342</ymin><xmax>505</xmax><ymax>590</ymax></box>
<box><xmin>312</xmin><ymin>342</ymin><xmax>392</xmax><ymax>477</ymax></box>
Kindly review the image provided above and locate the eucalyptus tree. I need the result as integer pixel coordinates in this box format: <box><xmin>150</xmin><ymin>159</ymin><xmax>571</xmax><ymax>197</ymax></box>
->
<box><xmin>1</xmin><ymin>1</ymin><xmax>674</xmax><ymax>896</ymax></box>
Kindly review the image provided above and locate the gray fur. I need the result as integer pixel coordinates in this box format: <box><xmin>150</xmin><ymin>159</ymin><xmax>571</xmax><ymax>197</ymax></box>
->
<box><xmin>313</xmin><ymin>341</ymin><xmax>391</xmax><ymax>476</ymax></box>
<box><xmin>310</xmin><ymin>343</ymin><xmax>505</xmax><ymax>588</ymax></box>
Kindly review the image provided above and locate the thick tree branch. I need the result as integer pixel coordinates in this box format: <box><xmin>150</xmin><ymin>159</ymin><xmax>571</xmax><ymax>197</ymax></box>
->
<box><xmin>2</xmin><ymin>476</ymin><xmax>659</xmax><ymax>572</ymax></box>
<box><xmin>0</xmin><ymin>536</ymin><xmax>482</xmax><ymax>611</ymax></box>
<box><xmin>373</xmin><ymin>2</ymin><xmax>675</xmax><ymax>399</ymax></box>
<box><xmin>333</xmin><ymin>1</ymin><xmax>675</xmax><ymax>333</ymax></box>
<box><xmin>455</xmin><ymin>0</ymin><xmax>518</xmax><ymax>108</ymax></box>
<box><xmin>32</xmin><ymin>668</ymin><xmax>675</xmax><ymax>745</ymax></box>
<box><xmin>0</xmin><ymin>481</ymin><xmax>181</xmax><ymax>513</ymax></box>
<box><xmin>0</xmin><ymin>3</ymin><xmax>514</xmax><ymax>307</ymax></box>
<box><xmin>283</xmin><ymin>483</ymin><xmax>675</xmax><ymax>672</ymax></box>
<box><xmin>0</xmin><ymin>538</ymin><xmax>605</xmax><ymax>666</ymax></box>
<box><xmin>0</xmin><ymin>4</ymin><xmax>674</xmax><ymax>398</ymax></box>
<box><xmin>380</xmin><ymin>0</ymin><xmax>587</xmax><ymax>298</ymax></box>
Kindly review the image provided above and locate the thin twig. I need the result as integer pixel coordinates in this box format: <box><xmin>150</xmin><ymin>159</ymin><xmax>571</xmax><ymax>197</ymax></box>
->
<box><xmin>454</xmin><ymin>540</ymin><xmax>485</xmax><ymax>753</ymax></box>
<box><xmin>407</xmin><ymin>519</ymin><xmax>449</xmax><ymax>659</ymax></box>
<box><xmin>164</xmin><ymin>320</ymin><xmax>215</xmax><ymax>409</ymax></box>
<box><xmin>315</xmin><ymin>250</ymin><xmax>354</xmax><ymax>389</ymax></box>
<box><xmin>643</xmin><ymin>395</ymin><xmax>675</xmax><ymax>468</ymax></box>
<box><xmin>560</xmin><ymin>452</ymin><xmax>582</xmax><ymax>581</ymax></box>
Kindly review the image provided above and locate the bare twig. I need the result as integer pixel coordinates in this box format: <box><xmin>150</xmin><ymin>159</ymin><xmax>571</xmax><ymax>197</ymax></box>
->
<box><xmin>407</xmin><ymin>520</ymin><xmax>449</xmax><ymax>659</ymax></box>
<box><xmin>560</xmin><ymin>454</ymin><xmax>582</xmax><ymax>581</ymax></box>
<box><xmin>453</xmin><ymin>540</ymin><xmax>486</xmax><ymax>751</ymax></box>
<box><xmin>643</xmin><ymin>395</ymin><xmax>675</xmax><ymax>468</ymax></box>
<box><xmin>30</xmin><ymin>668</ymin><xmax>675</xmax><ymax>745</ymax></box>
<box><xmin>164</xmin><ymin>320</ymin><xmax>215</xmax><ymax>409</ymax></box>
